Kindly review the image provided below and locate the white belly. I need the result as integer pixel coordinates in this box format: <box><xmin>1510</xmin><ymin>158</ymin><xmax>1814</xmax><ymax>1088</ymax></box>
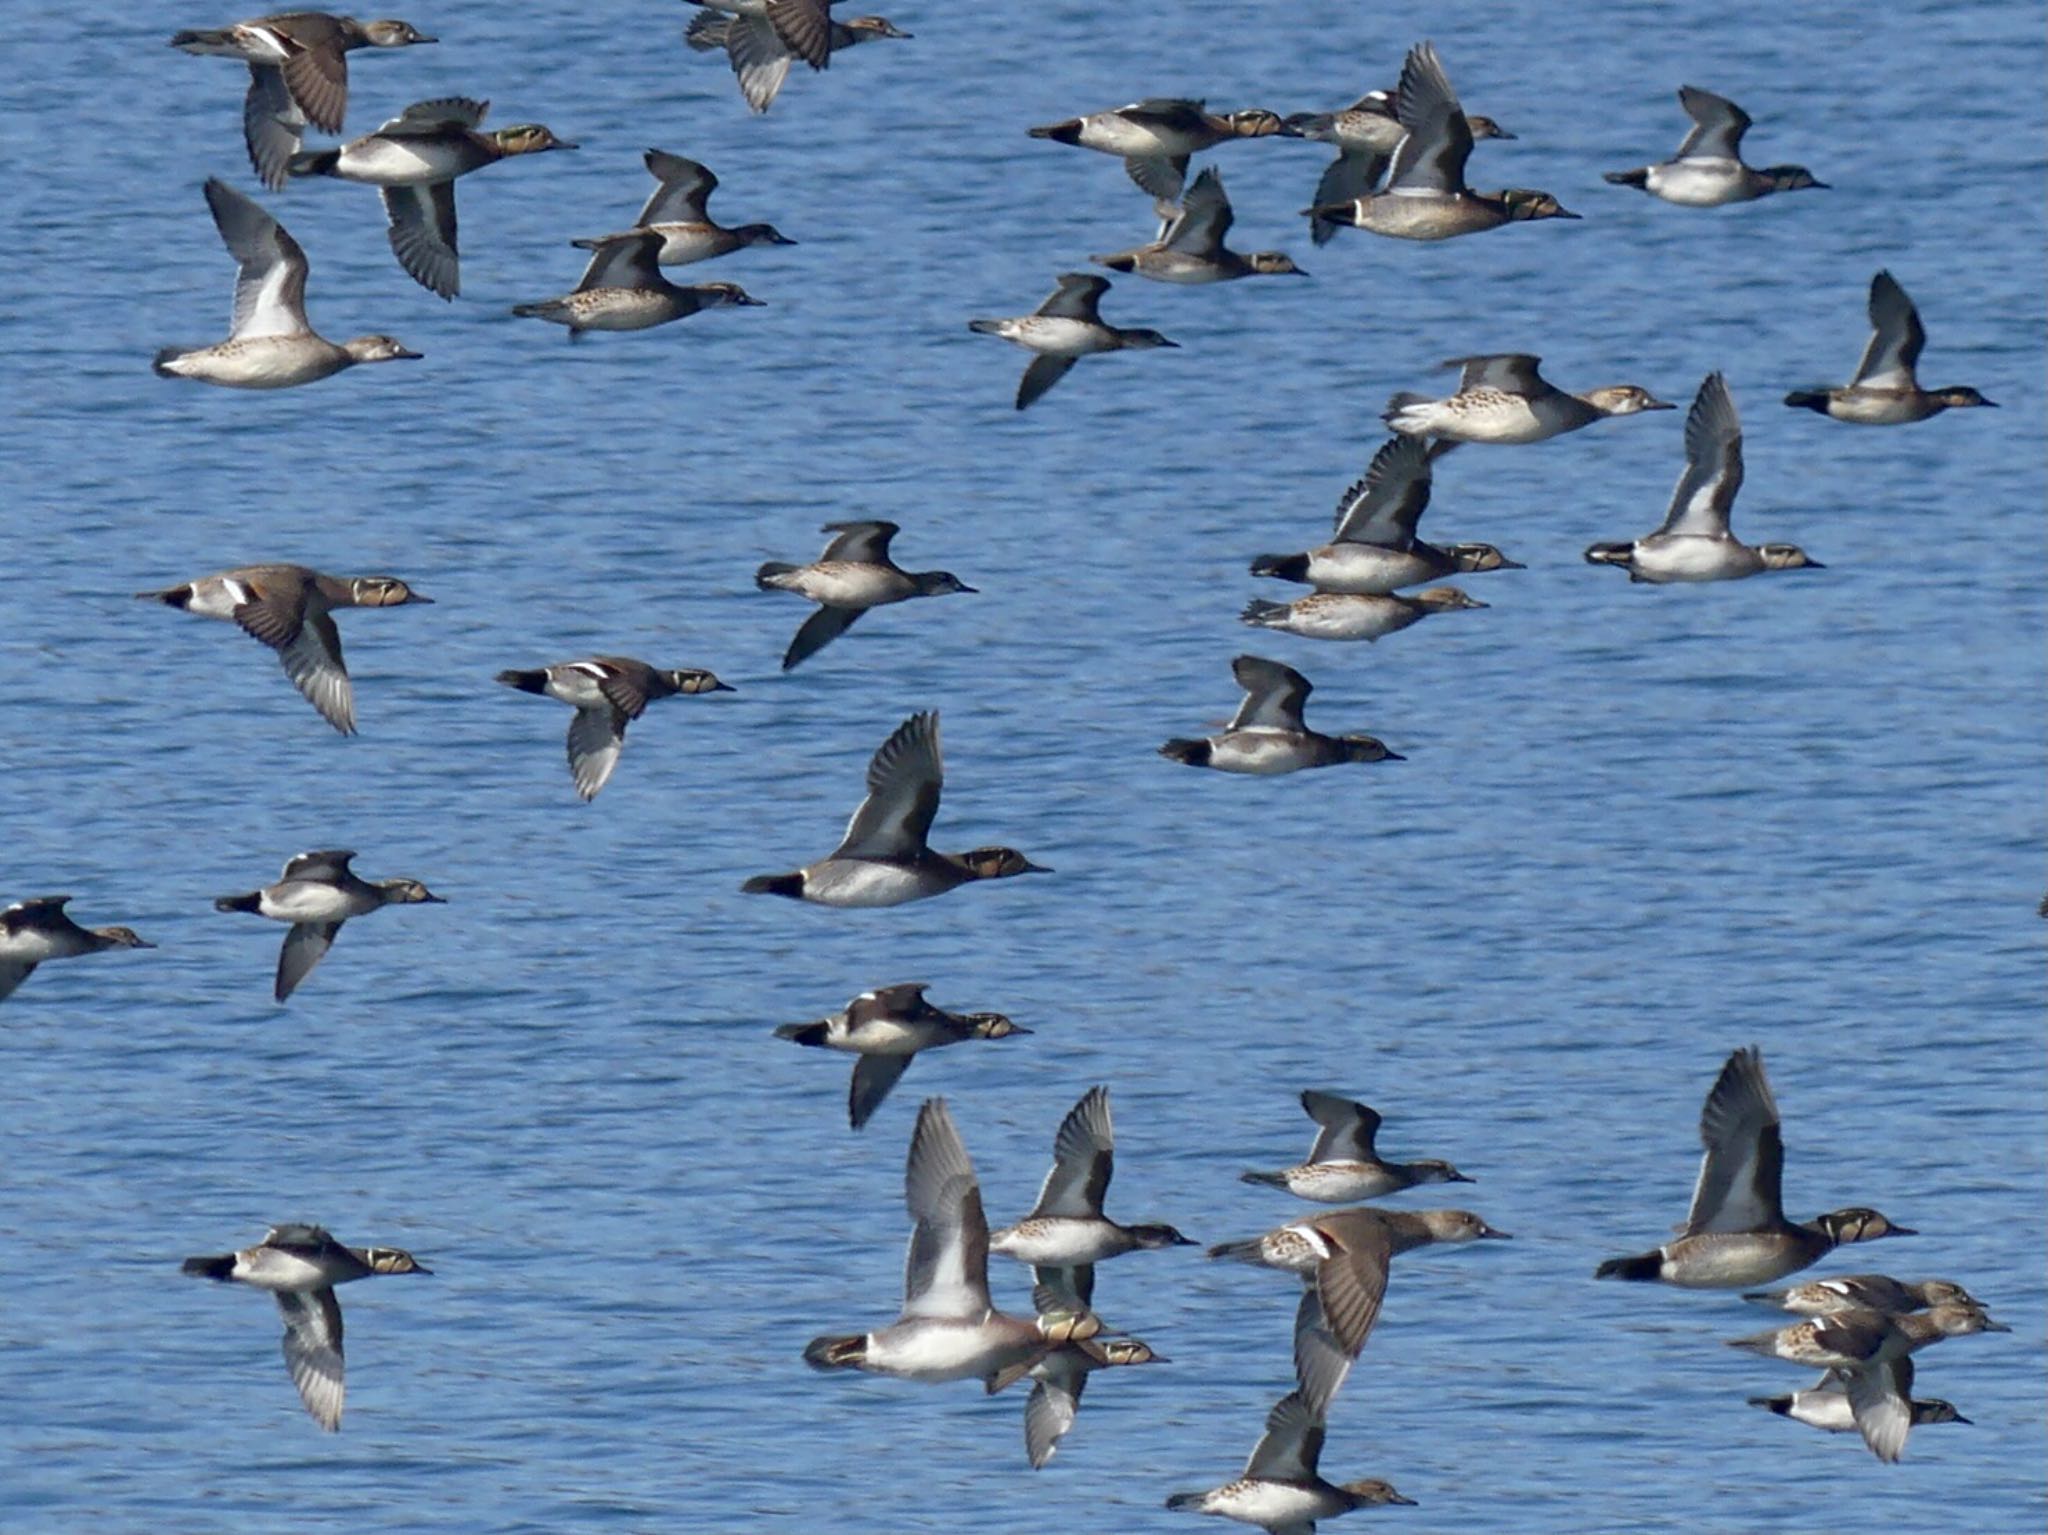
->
<box><xmin>1629</xmin><ymin>536</ymin><xmax>1760</xmax><ymax>584</ymax></box>
<box><xmin>864</xmin><ymin>1319</ymin><xmax>1019</xmax><ymax>1382</ymax></box>
<box><xmin>1203</xmin><ymin>733</ymin><xmax>1320</xmax><ymax>775</ymax></box>
<box><xmin>259</xmin><ymin>884</ymin><xmax>362</xmax><ymax>924</ymax></box>
<box><xmin>1647</xmin><ymin>159</ymin><xmax>1752</xmax><ymax>206</ymax></box>
<box><xmin>802</xmin><ymin>861</ymin><xmax>935</xmax><ymax>908</ymax></box>
<box><xmin>1304</xmin><ymin>544</ymin><xmax>1435</xmax><ymax>595</ymax></box>
<box><xmin>335</xmin><ymin>139</ymin><xmax>464</xmax><ymax>186</ymax></box>
<box><xmin>161</xmin><ymin>338</ymin><xmax>345</xmax><ymax>390</ymax></box>
<box><xmin>991</xmin><ymin>1218</ymin><xmax>1124</xmax><ymax>1265</ymax></box>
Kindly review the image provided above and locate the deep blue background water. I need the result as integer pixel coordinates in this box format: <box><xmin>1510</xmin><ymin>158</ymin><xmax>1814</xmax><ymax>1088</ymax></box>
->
<box><xmin>0</xmin><ymin>1</ymin><xmax>2041</xmax><ymax>1530</ymax></box>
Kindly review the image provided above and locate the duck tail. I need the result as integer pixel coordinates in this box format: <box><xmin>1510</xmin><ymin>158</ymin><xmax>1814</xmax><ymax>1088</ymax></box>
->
<box><xmin>774</xmin><ymin>1020</ymin><xmax>830</xmax><ymax>1047</ymax></box>
<box><xmin>1092</xmin><ymin>251</ymin><xmax>1137</xmax><ymax>273</ymax></box>
<box><xmin>1157</xmin><ymin>738</ymin><xmax>1210</xmax><ymax>768</ymax></box>
<box><xmin>966</xmin><ymin>318</ymin><xmax>1005</xmax><ymax>336</ymax></box>
<box><xmin>135</xmin><ymin>582</ymin><xmax>193</xmax><ymax>606</ymax></box>
<box><xmin>1782</xmin><ymin>389</ymin><xmax>1830</xmax><ymax>414</ymax></box>
<box><xmin>755</xmin><ymin>561</ymin><xmax>800</xmax><ymax>590</ymax></box>
<box><xmin>1593</xmin><ymin>1250</ymin><xmax>1663</xmax><ymax>1281</ymax></box>
<box><xmin>1029</xmin><ymin>119</ymin><xmax>1084</xmax><ymax>145</ymax></box>
<box><xmin>1165</xmin><ymin>1492</ymin><xmax>1208</xmax><ymax>1512</ymax></box>
<box><xmin>494</xmin><ymin>668</ymin><xmax>549</xmax><ymax>695</ymax></box>
<box><xmin>1748</xmin><ymin>1395</ymin><xmax>1795</xmax><ymax>1417</ymax></box>
<box><xmin>1204</xmin><ymin>1236</ymin><xmax>1268</xmax><ymax>1265</ymax></box>
<box><xmin>212</xmin><ymin>891</ymin><xmax>262</xmax><ymax>915</ymax></box>
<box><xmin>1723</xmin><ymin>1330</ymin><xmax>1783</xmax><ymax>1358</ymax></box>
<box><xmin>1583</xmin><ymin>543</ymin><xmax>1635</xmax><ymax>568</ymax></box>
<box><xmin>180</xmin><ymin>1252</ymin><xmax>237</xmax><ymax>1280</ymax></box>
<box><xmin>1239</xmin><ymin>599</ymin><xmax>1288</xmax><ymax>628</ymax></box>
<box><xmin>741</xmin><ymin>872</ymin><xmax>805</xmax><ymax>899</ymax></box>
<box><xmin>151</xmin><ymin>347</ymin><xmax>189</xmax><ymax>378</ymax></box>
<box><xmin>683</xmin><ymin>9</ymin><xmax>726</xmax><ymax>49</ymax></box>
<box><xmin>287</xmin><ymin>148</ymin><xmax>341</xmax><ymax>179</ymax></box>
<box><xmin>169</xmin><ymin>27</ymin><xmax>236</xmax><ymax>52</ymax></box>
<box><xmin>1249</xmin><ymin>552</ymin><xmax>1309</xmax><ymax>582</ymax></box>
<box><xmin>1602</xmin><ymin>167</ymin><xmax>1649</xmax><ymax>189</ymax></box>
<box><xmin>1237</xmin><ymin>1170</ymin><xmax>1290</xmax><ymax>1189</ymax></box>
<box><xmin>803</xmin><ymin>1333</ymin><xmax>866</xmax><ymax>1371</ymax></box>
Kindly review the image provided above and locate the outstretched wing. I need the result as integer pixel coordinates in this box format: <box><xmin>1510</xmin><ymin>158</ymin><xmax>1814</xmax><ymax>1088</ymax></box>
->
<box><xmin>1675</xmin><ymin>85</ymin><xmax>1751</xmax><ymax>161</ymax></box>
<box><xmin>1655</xmin><ymin>373</ymin><xmax>1744</xmax><ymax>539</ymax></box>
<box><xmin>1682</xmin><ymin>1046</ymin><xmax>1783</xmax><ymax>1236</ymax></box>
<box><xmin>1227</xmin><ymin>655</ymin><xmax>1312</xmax><ymax>733</ymax></box>
<box><xmin>1852</xmin><ymin>270</ymin><xmax>1925</xmax><ymax>390</ymax></box>
<box><xmin>831</xmin><ymin>711</ymin><xmax>943</xmax><ymax>860</ymax></box>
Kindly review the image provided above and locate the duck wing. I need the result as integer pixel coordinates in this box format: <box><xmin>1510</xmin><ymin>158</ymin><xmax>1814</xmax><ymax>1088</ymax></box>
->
<box><xmin>1161</xmin><ymin>167</ymin><xmax>1233</xmax><ymax>256</ymax></box>
<box><xmin>1030</xmin><ymin>1085</ymin><xmax>1113</xmax><ymax>1218</ymax></box>
<box><xmin>766</xmin><ymin>0</ymin><xmax>831</xmax><ymax>69</ymax></box>
<box><xmin>1655</xmin><ymin>372</ymin><xmax>1743</xmax><ymax>539</ymax></box>
<box><xmin>818</xmin><ymin>520</ymin><xmax>900</xmax><ymax>564</ymax></box>
<box><xmin>277</xmin><ymin>31</ymin><xmax>349</xmax><ymax>134</ymax></box>
<box><xmin>0</xmin><ymin>961</ymin><xmax>36</xmax><ymax>1001</ymax></box>
<box><xmin>1444</xmin><ymin>353</ymin><xmax>1545</xmax><ymax>395</ymax></box>
<box><xmin>783</xmin><ymin>605</ymin><xmax>862</xmax><ymax>671</ymax></box>
<box><xmin>379</xmin><ymin>96</ymin><xmax>488</xmax><ymax>133</ymax></box>
<box><xmin>1846</xmin><ymin>1353</ymin><xmax>1914</xmax><ymax>1463</ymax></box>
<box><xmin>636</xmin><ymin>150</ymin><xmax>717</xmax><ymax>226</ymax></box>
<box><xmin>1330</xmin><ymin>435</ymin><xmax>1432</xmax><ymax>547</ymax></box>
<box><xmin>1851</xmin><ymin>270</ymin><xmax>1926</xmax><ymax>390</ymax></box>
<box><xmin>1017</xmin><ymin>355</ymin><xmax>1076</xmax><ymax>410</ymax></box>
<box><xmin>1291</xmin><ymin>1285</ymin><xmax>1354</xmax><ymax>1419</ymax></box>
<box><xmin>1025</xmin><ymin>1354</ymin><xmax>1087</xmax><ymax>1468</ymax></box>
<box><xmin>849</xmin><ymin>1053</ymin><xmax>914</xmax><ymax>1130</ymax></box>
<box><xmin>565</xmin><ymin>705</ymin><xmax>629</xmax><ymax>801</ymax></box>
<box><xmin>243</xmin><ymin>65</ymin><xmax>308</xmax><ymax>190</ymax></box>
<box><xmin>277</xmin><ymin>610</ymin><xmax>355</xmax><ymax>734</ymax></box>
<box><xmin>1682</xmin><ymin>1046</ymin><xmax>1785</xmax><ymax>1236</ymax></box>
<box><xmin>1675</xmin><ymin>85</ymin><xmax>1751</xmax><ymax>161</ymax></box>
<box><xmin>1309</xmin><ymin>147</ymin><xmax>1387</xmax><ymax>244</ymax></box>
<box><xmin>381</xmin><ymin>182</ymin><xmax>460</xmax><ymax>299</ymax></box>
<box><xmin>275</xmin><ymin>1288</ymin><xmax>345</xmax><ymax>1430</ymax></box>
<box><xmin>1244</xmin><ymin>1390</ymin><xmax>1323</xmax><ymax>1481</ymax></box>
<box><xmin>280</xmin><ymin>851</ymin><xmax>356</xmax><ymax>882</ymax></box>
<box><xmin>1384</xmin><ymin>42</ymin><xmax>1472</xmax><ymax>193</ymax></box>
<box><xmin>899</xmin><ymin>1098</ymin><xmax>994</xmax><ymax>1319</ymax></box>
<box><xmin>276</xmin><ymin>921</ymin><xmax>342</xmax><ymax>1001</ymax></box>
<box><xmin>725</xmin><ymin>13</ymin><xmax>792</xmax><ymax>112</ymax></box>
<box><xmin>1226</xmin><ymin>656</ymin><xmax>1312</xmax><ymax>733</ymax></box>
<box><xmin>1302</xmin><ymin>1090</ymin><xmax>1382</xmax><ymax>1162</ymax></box>
<box><xmin>575</xmin><ymin>231</ymin><xmax>664</xmax><ymax>292</ymax></box>
<box><xmin>1033</xmin><ymin>272</ymin><xmax>1110</xmax><ymax>322</ymax></box>
<box><xmin>207</xmin><ymin>179</ymin><xmax>312</xmax><ymax>339</ymax></box>
<box><xmin>831</xmin><ymin>710</ymin><xmax>942</xmax><ymax>859</ymax></box>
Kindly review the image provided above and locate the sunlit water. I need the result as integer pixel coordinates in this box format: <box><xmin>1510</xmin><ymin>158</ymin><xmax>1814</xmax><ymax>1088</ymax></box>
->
<box><xmin>0</xmin><ymin>1</ymin><xmax>2042</xmax><ymax>1531</ymax></box>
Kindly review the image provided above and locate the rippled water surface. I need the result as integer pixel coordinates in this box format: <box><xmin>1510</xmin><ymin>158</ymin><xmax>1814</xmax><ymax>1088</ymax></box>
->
<box><xmin>1</xmin><ymin>1</ymin><xmax>2043</xmax><ymax>1530</ymax></box>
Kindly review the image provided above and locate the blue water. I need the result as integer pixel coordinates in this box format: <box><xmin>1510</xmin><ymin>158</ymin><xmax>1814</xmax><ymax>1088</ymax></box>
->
<box><xmin>0</xmin><ymin>0</ymin><xmax>2042</xmax><ymax>1530</ymax></box>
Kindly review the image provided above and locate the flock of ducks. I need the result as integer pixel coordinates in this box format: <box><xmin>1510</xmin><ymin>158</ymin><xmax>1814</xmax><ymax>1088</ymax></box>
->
<box><xmin>4</xmin><ymin>5</ymin><xmax>2009</xmax><ymax>1517</ymax></box>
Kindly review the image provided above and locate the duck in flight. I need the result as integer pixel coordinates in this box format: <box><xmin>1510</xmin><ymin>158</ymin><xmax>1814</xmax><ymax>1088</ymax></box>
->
<box><xmin>988</xmin><ymin>1086</ymin><xmax>1195</xmax><ymax>1308</ymax></box>
<box><xmin>1092</xmin><ymin>168</ymin><xmax>1305</xmax><ymax>283</ymax></box>
<box><xmin>1250</xmin><ymin>434</ymin><xmax>1520</xmax><ymax>594</ymax></box>
<box><xmin>214</xmin><ymin>850</ymin><xmax>443</xmax><ymax>1001</ymax></box>
<box><xmin>1167</xmin><ymin>1390</ymin><xmax>1415</xmax><ymax>1530</ymax></box>
<box><xmin>1584</xmin><ymin>373</ymin><xmax>1823</xmax><ymax>582</ymax></box>
<box><xmin>1029</xmin><ymin>97</ymin><xmax>1291</xmax><ymax>203</ymax></box>
<box><xmin>742</xmin><ymin>711</ymin><xmax>1048</xmax><ymax>906</ymax></box>
<box><xmin>969</xmin><ymin>273</ymin><xmax>1177</xmax><ymax>410</ymax></box>
<box><xmin>137</xmin><ymin>563</ymin><xmax>432</xmax><ymax>734</ymax></box>
<box><xmin>288</xmin><ymin>97</ymin><xmax>575</xmax><ymax>299</ymax></box>
<box><xmin>512</xmin><ymin>231</ymin><xmax>764</xmax><ymax>336</ymax></box>
<box><xmin>1595</xmin><ymin>1047</ymin><xmax>1913</xmax><ymax>1288</ymax></box>
<box><xmin>183</xmin><ymin>1222</ymin><xmax>429</xmax><ymax>1431</ymax></box>
<box><xmin>495</xmin><ymin>657</ymin><xmax>733</xmax><ymax>800</ymax></box>
<box><xmin>1605</xmin><ymin>86</ymin><xmax>1825</xmax><ymax>205</ymax></box>
<box><xmin>570</xmin><ymin>150</ymin><xmax>794</xmax><ymax>265</ymax></box>
<box><xmin>1785</xmin><ymin>270</ymin><xmax>1996</xmax><ymax>424</ymax></box>
<box><xmin>1160</xmin><ymin>656</ymin><xmax>1401</xmax><ymax>775</ymax></box>
<box><xmin>1385</xmin><ymin>353</ymin><xmax>1672</xmax><ymax>444</ymax></box>
<box><xmin>755</xmin><ymin>520</ymin><xmax>975</xmax><ymax>671</ymax></box>
<box><xmin>0</xmin><ymin>896</ymin><xmax>153</xmax><ymax>1005</ymax></box>
<box><xmin>155</xmin><ymin>179</ymin><xmax>419</xmax><ymax>389</ymax></box>
<box><xmin>1240</xmin><ymin>1089</ymin><xmax>1472</xmax><ymax>1202</ymax></box>
<box><xmin>774</xmin><ymin>982</ymin><xmax>1030</xmax><ymax>1129</ymax></box>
